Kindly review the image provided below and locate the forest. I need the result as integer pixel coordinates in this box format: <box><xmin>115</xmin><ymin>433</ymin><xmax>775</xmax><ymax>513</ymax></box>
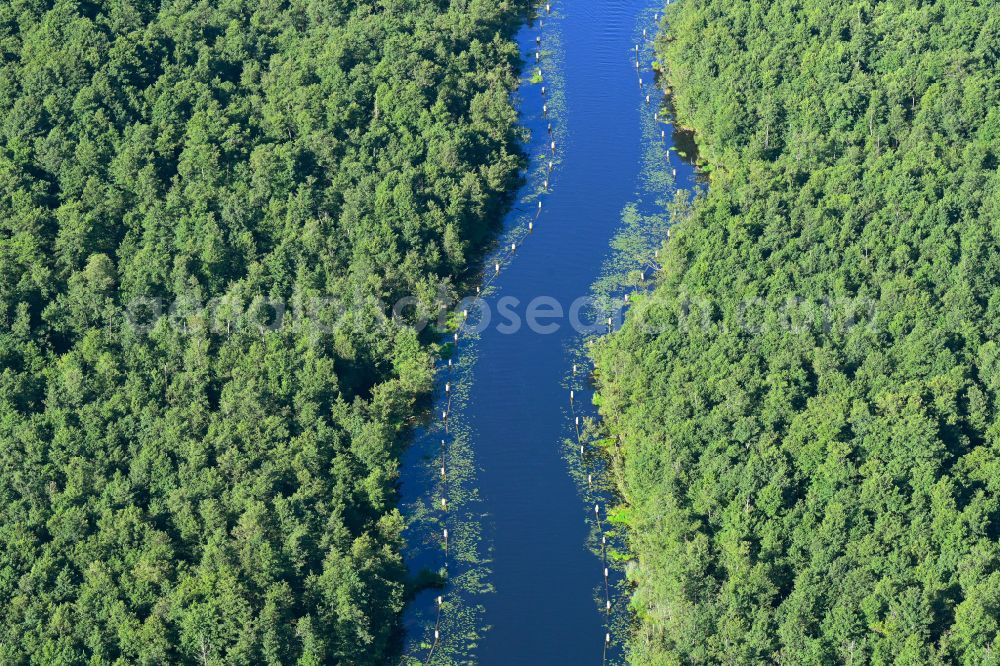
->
<box><xmin>594</xmin><ymin>0</ymin><xmax>1000</xmax><ymax>663</ymax></box>
<box><xmin>0</xmin><ymin>0</ymin><xmax>526</xmax><ymax>662</ymax></box>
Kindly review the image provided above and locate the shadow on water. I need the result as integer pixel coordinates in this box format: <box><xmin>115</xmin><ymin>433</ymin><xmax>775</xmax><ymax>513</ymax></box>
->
<box><xmin>658</xmin><ymin>90</ymin><xmax>710</xmax><ymax>186</ymax></box>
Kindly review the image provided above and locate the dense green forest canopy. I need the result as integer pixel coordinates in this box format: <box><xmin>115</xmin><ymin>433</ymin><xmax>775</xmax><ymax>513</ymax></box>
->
<box><xmin>0</xmin><ymin>0</ymin><xmax>526</xmax><ymax>662</ymax></box>
<box><xmin>594</xmin><ymin>0</ymin><xmax>1000</xmax><ymax>663</ymax></box>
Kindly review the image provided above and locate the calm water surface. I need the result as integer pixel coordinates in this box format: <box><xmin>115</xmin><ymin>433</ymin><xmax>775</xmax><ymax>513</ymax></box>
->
<box><xmin>399</xmin><ymin>1</ymin><xmax>699</xmax><ymax>663</ymax></box>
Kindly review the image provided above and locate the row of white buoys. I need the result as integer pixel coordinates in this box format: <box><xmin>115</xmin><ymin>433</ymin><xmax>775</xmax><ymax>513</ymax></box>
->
<box><xmin>425</xmin><ymin>4</ymin><xmax>562</xmax><ymax>659</ymax></box>
<box><xmin>567</xmin><ymin>358</ymin><xmax>618</xmax><ymax>663</ymax></box>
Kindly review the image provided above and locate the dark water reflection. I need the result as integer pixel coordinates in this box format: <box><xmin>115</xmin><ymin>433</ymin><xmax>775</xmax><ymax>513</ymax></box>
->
<box><xmin>658</xmin><ymin>90</ymin><xmax>710</xmax><ymax>187</ymax></box>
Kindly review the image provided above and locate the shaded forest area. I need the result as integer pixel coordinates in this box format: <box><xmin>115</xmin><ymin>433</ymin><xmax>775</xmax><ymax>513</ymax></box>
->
<box><xmin>594</xmin><ymin>0</ymin><xmax>1000</xmax><ymax>663</ymax></box>
<box><xmin>0</xmin><ymin>0</ymin><xmax>527</xmax><ymax>662</ymax></box>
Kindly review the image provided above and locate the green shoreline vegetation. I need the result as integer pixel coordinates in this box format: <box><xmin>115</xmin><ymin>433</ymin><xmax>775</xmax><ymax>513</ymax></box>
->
<box><xmin>0</xmin><ymin>0</ymin><xmax>527</xmax><ymax>663</ymax></box>
<box><xmin>594</xmin><ymin>0</ymin><xmax>1000</xmax><ymax>664</ymax></box>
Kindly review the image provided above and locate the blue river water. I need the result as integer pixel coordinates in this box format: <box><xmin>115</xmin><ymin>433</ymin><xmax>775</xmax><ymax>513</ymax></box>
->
<box><xmin>398</xmin><ymin>1</ymin><xmax>699</xmax><ymax>663</ymax></box>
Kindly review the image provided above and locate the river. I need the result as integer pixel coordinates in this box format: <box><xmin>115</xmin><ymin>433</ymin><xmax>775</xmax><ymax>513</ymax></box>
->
<box><xmin>399</xmin><ymin>1</ymin><xmax>699</xmax><ymax>663</ymax></box>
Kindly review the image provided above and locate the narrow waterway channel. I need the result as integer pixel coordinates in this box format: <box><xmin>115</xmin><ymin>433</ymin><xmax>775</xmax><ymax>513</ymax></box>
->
<box><xmin>399</xmin><ymin>1</ymin><xmax>700</xmax><ymax>663</ymax></box>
